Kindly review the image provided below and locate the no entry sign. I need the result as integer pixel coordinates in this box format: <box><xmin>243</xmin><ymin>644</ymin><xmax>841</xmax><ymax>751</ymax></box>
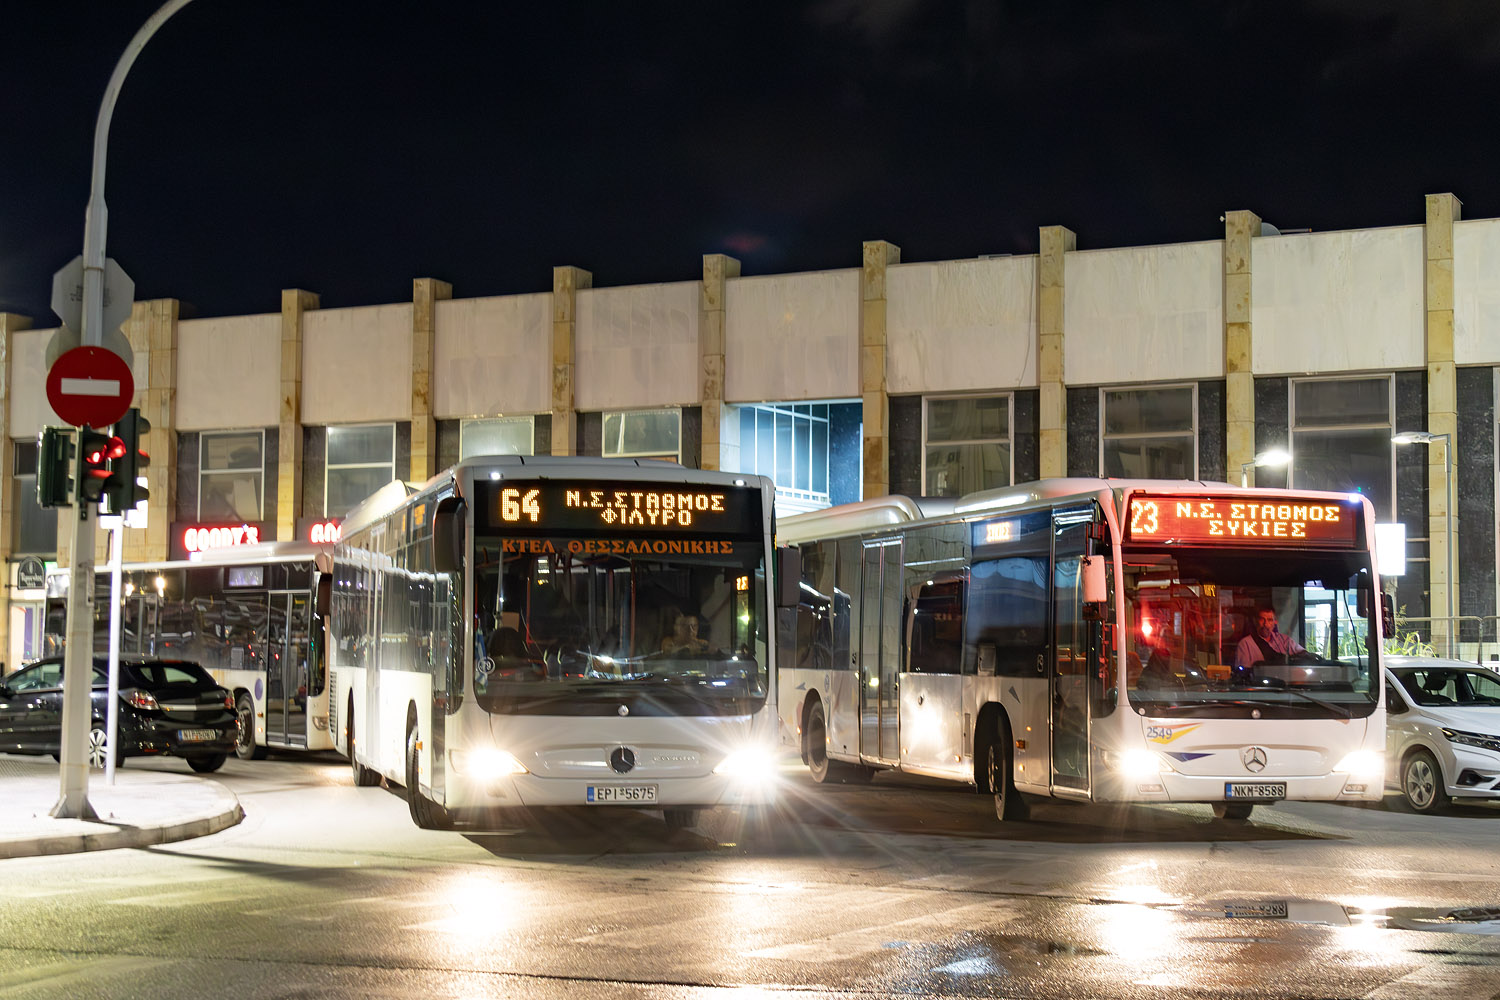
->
<box><xmin>45</xmin><ymin>346</ymin><xmax>134</xmax><ymax>428</ymax></box>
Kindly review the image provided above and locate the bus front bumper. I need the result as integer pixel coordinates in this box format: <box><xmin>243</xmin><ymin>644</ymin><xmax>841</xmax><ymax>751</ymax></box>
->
<box><xmin>1095</xmin><ymin>768</ymin><xmax>1384</xmax><ymax>804</ymax></box>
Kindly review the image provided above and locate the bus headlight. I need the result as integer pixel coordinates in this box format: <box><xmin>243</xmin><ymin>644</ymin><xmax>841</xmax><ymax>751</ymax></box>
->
<box><xmin>450</xmin><ymin>748</ymin><xmax>528</xmax><ymax>778</ymax></box>
<box><xmin>1333</xmin><ymin>750</ymin><xmax>1384</xmax><ymax>780</ymax></box>
<box><xmin>1105</xmin><ymin>749</ymin><xmax>1170</xmax><ymax>779</ymax></box>
<box><xmin>713</xmin><ymin>747</ymin><xmax>779</xmax><ymax>786</ymax></box>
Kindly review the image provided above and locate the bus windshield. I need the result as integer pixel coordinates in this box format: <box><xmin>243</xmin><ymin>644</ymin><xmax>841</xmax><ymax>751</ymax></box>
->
<box><xmin>472</xmin><ymin>538</ymin><xmax>767</xmax><ymax>717</ymax></box>
<box><xmin>1122</xmin><ymin>547</ymin><xmax>1379</xmax><ymax>718</ymax></box>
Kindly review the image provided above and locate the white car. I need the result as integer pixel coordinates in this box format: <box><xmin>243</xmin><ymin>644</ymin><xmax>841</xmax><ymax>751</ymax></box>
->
<box><xmin>1383</xmin><ymin>656</ymin><xmax>1500</xmax><ymax>813</ymax></box>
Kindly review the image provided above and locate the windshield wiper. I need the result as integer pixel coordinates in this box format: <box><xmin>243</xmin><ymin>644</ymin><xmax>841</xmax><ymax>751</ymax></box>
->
<box><xmin>1274</xmin><ymin>686</ymin><xmax>1353</xmax><ymax>718</ymax></box>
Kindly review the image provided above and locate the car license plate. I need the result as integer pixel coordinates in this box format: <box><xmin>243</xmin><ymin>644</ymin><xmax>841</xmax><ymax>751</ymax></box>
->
<box><xmin>586</xmin><ymin>784</ymin><xmax>658</xmax><ymax>804</ymax></box>
<box><xmin>1225</xmin><ymin>781</ymin><xmax>1286</xmax><ymax>800</ymax></box>
<box><xmin>178</xmin><ymin>729</ymin><xmax>218</xmax><ymax>743</ymax></box>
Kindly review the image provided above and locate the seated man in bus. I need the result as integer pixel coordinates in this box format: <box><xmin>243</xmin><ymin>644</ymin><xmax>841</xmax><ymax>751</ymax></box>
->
<box><xmin>1233</xmin><ymin>608</ymin><xmax>1307</xmax><ymax>679</ymax></box>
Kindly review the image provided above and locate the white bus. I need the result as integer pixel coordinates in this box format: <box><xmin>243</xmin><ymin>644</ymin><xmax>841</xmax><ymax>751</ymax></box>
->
<box><xmin>45</xmin><ymin>540</ymin><xmax>336</xmax><ymax>760</ymax></box>
<box><xmin>331</xmin><ymin>456</ymin><xmax>783</xmax><ymax>831</ymax></box>
<box><xmin>777</xmin><ymin>479</ymin><xmax>1390</xmax><ymax>821</ymax></box>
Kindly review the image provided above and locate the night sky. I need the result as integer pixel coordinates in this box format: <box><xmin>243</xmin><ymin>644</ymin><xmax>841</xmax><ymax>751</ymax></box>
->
<box><xmin>4</xmin><ymin>1</ymin><xmax>1498</xmax><ymax>322</ymax></box>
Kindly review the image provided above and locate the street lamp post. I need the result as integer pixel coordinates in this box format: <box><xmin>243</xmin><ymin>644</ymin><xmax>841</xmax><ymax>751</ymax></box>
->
<box><xmin>52</xmin><ymin>0</ymin><xmax>198</xmax><ymax>820</ymax></box>
<box><xmin>1240</xmin><ymin>447</ymin><xmax>1291</xmax><ymax>488</ymax></box>
<box><xmin>1393</xmin><ymin>431</ymin><xmax>1454</xmax><ymax>657</ymax></box>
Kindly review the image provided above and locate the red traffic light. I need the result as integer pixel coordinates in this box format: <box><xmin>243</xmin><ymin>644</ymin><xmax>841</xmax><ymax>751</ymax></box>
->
<box><xmin>84</xmin><ymin>435</ymin><xmax>127</xmax><ymax>465</ymax></box>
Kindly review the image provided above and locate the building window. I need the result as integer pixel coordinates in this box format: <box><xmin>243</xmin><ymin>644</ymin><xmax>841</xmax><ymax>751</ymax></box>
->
<box><xmin>326</xmin><ymin>423</ymin><xmax>395</xmax><ymax>518</ymax></box>
<box><xmin>1290</xmin><ymin>375</ymin><xmax>1393</xmax><ymax>518</ymax></box>
<box><xmin>924</xmin><ymin>394</ymin><xmax>1011</xmax><ymax>496</ymax></box>
<box><xmin>11</xmin><ymin>441</ymin><xmax>57</xmax><ymax>555</ymax></box>
<box><xmin>737</xmin><ymin>404</ymin><xmax>831</xmax><ymax>513</ymax></box>
<box><xmin>460</xmin><ymin>416</ymin><xmax>534</xmax><ymax>459</ymax></box>
<box><xmin>603</xmin><ymin>408</ymin><xmax>680</xmax><ymax>461</ymax></box>
<box><xmin>199</xmin><ymin>430</ymin><xmax>264</xmax><ymax>522</ymax></box>
<box><xmin>1101</xmin><ymin>385</ymin><xmax>1196</xmax><ymax>479</ymax></box>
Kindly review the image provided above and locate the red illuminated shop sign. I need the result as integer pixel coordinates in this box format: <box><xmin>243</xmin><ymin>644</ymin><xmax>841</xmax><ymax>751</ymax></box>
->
<box><xmin>307</xmin><ymin>519</ymin><xmax>342</xmax><ymax>544</ymax></box>
<box><xmin>1125</xmin><ymin>495</ymin><xmax>1361</xmax><ymax>548</ymax></box>
<box><xmin>183</xmin><ymin>524</ymin><xmax>260</xmax><ymax>553</ymax></box>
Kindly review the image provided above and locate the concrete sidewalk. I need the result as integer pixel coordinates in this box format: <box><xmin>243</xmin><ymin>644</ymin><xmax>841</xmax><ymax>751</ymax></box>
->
<box><xmin>0</xmin><ymin>755</ymin><xmax>243</xmax><ymax>860</ymax></box>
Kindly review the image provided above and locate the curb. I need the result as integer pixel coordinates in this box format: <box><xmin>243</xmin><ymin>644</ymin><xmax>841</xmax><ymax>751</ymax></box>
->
<box><xmin>0</xmin><ymin>801</ymin><xmax>245</xmax><ymax>861</ymax></box>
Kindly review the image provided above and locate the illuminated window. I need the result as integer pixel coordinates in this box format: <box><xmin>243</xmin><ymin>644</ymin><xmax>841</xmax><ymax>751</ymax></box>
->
<box><xmin>199</xmin><ymin>430</ymin><xmax>264</xmax><ymax>522</ymax></box>
<box><xmin>603</xmin><ymin>408</ymin><xmax>680</xmax><ymax>461</ymax></box>
<box><xmin>737</xmin><ymin>403</ymin><xmax>831</xmax><ymax>513</ymax></box>
<box><xmin>11</xmin><ymin>441</ymin><xmax>57</xmax><ymax>555</ymax></box>
<box><xmin>460</xmin><ymin>416</ymin><xmax>534</xmax><ymax>459</ymax></box>
<box><xmin>1100</xmin><ymin>385</ymin><xmax>1196</xmax><ymax>479</ymax></box>
<box><xmin>326</xmin><ymin>423</ymin><xmax>396</xmax><ymax>517</ymax></box>
<box><xmin>1290</xmin><ymin>375</ymin><xmax>1393</xmax><ymax>518</ymax></box>
<box><xmin>924</xmin><ymin>394</ymin><xmax>1011</xmax><ymax>497</ymax></box>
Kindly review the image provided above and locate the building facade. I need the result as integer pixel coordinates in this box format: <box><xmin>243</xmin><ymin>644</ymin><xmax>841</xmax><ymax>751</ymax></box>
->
<box><xmin>4</xmin><ymin>195</ymin><xmax>1497</xmax><ymax>666</ymax></box>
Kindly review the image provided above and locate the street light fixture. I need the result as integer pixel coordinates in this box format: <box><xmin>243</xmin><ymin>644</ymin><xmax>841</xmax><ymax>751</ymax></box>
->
<box><xmin>1393</xmin><ymin>431</ymin><xmax>1454</xmax><ymax>656</ymax></box>
<box><xmin>1240</xmin><ymin>448</ymin><xmax>1291</xmax><ymax>488</ymax></box>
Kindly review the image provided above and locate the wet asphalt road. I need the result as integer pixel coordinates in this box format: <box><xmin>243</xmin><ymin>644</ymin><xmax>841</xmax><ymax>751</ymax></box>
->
<box><xmin>2</xmin><ymin>751</ymin><xmax>1498</xmax><ymax>1000</ymax></box>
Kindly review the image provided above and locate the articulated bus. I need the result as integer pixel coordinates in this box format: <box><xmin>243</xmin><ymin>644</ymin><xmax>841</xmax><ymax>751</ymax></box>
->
<box><xmin>777</xmin><ymin>478</ymin><xmax>1389</xmax><ymax>821</ymax></box>
<box><xmin>44</xmin><ymin>541</ymin><xmax>335</xmax><ymax>760</ymax></box>
<box><xmin>331</xmin><ymin>456</ymin><xmax>781</xmax><ymax>831</ymax></box>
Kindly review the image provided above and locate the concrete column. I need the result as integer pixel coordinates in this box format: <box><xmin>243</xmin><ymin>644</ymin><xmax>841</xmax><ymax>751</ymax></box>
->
<box><xmin>1425</xmin><ymin>193</ymin><xmax>1461</xmax><ymax>648</ymax></box>
<box><xmin>1038</xmin><ymin>226</ymin><xmax>1075</xmax><ymax>479</ymax></box>
<box><xmin>551</xmin><ymin>266</ymin><xmax>591</xmax><ymax>456</ymax></box>
<box><xmin>411</xmin><ymin>278</ymin><xmax>451</xmax><ymax>483</ymax></box>
<box><xmin>699</xmin><ymin>254</ymin><xmax>740</xmax><ymax>471</ymax></box>
<box><xmin>0</xmin><ymin>312</ymin><xmax>34</xmax><ymax>666</ymax></box>
<box><xmin>861</xmin><ymin>240</ymin><xmax>900</xmax><ymax>500</ymax></box>
<box><xmin>1224</xmin><ymin>210</ymin><xmax>1262</xmax><ymax>481</ymax></box>
<box><xmin>279</xmin><ymin>289</ymin><xmax>319</xmax><ymax>541</ymax></box>
<box><xmin>122</xmin><ymin>299</ymin><xmax>180</xmax><ymax>563</ymax></box>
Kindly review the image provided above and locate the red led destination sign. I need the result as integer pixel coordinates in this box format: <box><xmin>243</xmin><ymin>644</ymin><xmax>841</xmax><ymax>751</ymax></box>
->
<box><xmin>1125</xmin><ymin>495</ymin><xmax>1360</xmax><ymax>548</ymax></box>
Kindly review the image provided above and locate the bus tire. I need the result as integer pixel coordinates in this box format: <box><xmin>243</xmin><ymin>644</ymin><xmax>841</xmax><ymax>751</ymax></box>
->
<box><xmin>979</xmin><ymin>713</ymin><xmax>1028</xmax><ymax>822</ymax></box>
<box><xmin>1212</xmin><ymin>802</ymin><xmax>1255</xmax><ymax>821</ymax></box>
<box><xmin>347</xmin><ymin>705</ymin><xmax>380</xmax><ymax>787</ymax></box>
<box><xmin>806</xmin><ymin>700</ymin><xmax>834</xmax><ymax>783</ymax></box>
<box><xmin>235</xmin><ymin>695</ymin><xmax>267</xmax><ymax>761</ymax></box>
<box><xmin>406</xmin><ymin>724</ymin><xmax>452</xmax><ymax>830</ymax></box>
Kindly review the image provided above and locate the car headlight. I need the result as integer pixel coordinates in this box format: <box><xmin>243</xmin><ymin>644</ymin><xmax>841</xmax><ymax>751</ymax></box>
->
<box><xmin>713</xmin><ymin>747</ymin><xmax>779</xmax><ymax>785</ymax></box>
<box><xmin>1442</xmin><ymin>728</ymin><xmax>1500</xmax><ymax>753</ymax></box>
<box><xmin>1105</xmin><ymin>749</ymin><xmax>1169</xmax><ymax>779</ymax></box>
<box><xmin>1333</xmin><ymin>749</ymin><xmax>1384</xmax><ymax>779</ymax></box>
<box><xmin>449</xmin><ymin>748</ymin><xmax>528</xmax><ymax>778</ymax></box>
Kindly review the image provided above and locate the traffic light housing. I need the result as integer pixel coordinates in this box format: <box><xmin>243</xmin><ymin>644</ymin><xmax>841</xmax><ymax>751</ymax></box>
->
<box><xmin>36</xmin><ymin>427</ymin><xmax>75</xmax><ymax>508</ymax></box>
<box><xmin>76</xmin><ymin>425</ymin><xmax>125</xmax><ymax>507</ymax></box>
<box><xmin>107</xmin><ymin>408</ymin><xmax>151</xmax><ymax>514</ymax></box>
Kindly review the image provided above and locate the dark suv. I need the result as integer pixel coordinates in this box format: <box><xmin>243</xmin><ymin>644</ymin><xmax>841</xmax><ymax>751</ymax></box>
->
<box><xmin>0</xmin><ymin>656</ymin><xmax>238</xmax><ymax>772</ymax></box>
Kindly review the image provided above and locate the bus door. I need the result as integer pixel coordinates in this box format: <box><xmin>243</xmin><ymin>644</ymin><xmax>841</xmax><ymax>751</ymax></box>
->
<box><xmin>858</xmin><ymin>538</ymin><xmax>902</xmax><ymax>763</ymax></box>
<box><xmin>1050</xmin><ymin>510</ymin><xmax>1093</xmax><ymax>793</ymax></box>
<box><xmin>264</xmin><ymin>591</ymin><xmax>311</xmax><ymax>747</ymax></box>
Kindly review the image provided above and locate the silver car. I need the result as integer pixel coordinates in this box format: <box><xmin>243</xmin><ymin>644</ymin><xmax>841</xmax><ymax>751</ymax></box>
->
<box><xmin>1383</xmin><ymin>656</ymin><xmax>1500</xmax><ymax>813</ymax></box>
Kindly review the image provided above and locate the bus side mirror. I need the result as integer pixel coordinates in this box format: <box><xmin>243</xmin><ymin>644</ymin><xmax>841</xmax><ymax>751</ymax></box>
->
<box><xmin>1381</xmin><ymin>592</ymin><xmax>1395</xmax><ymax>638</ymax></box>
<box><xmin>776</xmin><ymin>545</ymin><xmax>802</xmax><ymax>609</ymax></box>
<box><xmin>433</xmin><ymin>496</ymin><xmax>467</xmax><ymax>575</ymax></box>
<box><xmin>1080</xmin><ymin>555</ymin><xmax>1106</xmax><ymax>619</ymax></box>
<box><xmin>315</xmin><ymin>575</ymin><xmax>332</xmax><ymax>619</ymax></box>
<box><xmin>977</xmin><ymin>643</ymin><xmax>997</xmax><ymax>676</ymax></box>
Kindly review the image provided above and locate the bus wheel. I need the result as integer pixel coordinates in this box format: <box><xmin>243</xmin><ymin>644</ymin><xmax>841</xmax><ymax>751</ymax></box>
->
<box><xmin>664</xmin><ymin>808</ymin><xmax>698</xmax><ymax>831</ymax></box>
<box><xmin>1212</xmin><ymin>802</ymin><xmax>1255</xmax><ymax>821</ymax></box>
<box><xmin>406</xmin><ymin>725</ymin><xmax>452</xmax><ymax>830</ymax></box>
<box><xmin>235</xmin><ymin>695</ymin><xmax>267</xmax><ymax>761</ymax></box>
<box><xmin>347</xmin><ymin>709</ymin><xmax>380</xmax><ymax>787</ymax></box>
<box><xmin>981</xmin><ymin>717</ymin><xmax>1028</xmax><ymax>822</ymax></box>
<box><xmin>806</xmin><ymin>702</ymin><xmax>833</xmax><ymax>783</ymax></box>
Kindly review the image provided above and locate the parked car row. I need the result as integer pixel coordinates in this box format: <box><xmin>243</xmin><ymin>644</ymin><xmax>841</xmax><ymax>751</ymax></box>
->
<box><xmin>0</xmin><ymin>656</ymin><xmax>239</xmax><ymax>772</ymax></box>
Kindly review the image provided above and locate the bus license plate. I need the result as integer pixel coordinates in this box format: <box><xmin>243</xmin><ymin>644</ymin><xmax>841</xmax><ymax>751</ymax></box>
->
<box><xmin>587</xmin><ymin>785</ymin><xmax>658</xmax><ymax>804</ymax></box>
<box><xmin>1225</xmin><ymin>782</ymin><xmax>1286</xmax><ymax>800</ymax></box>
<box><xmin>178</xmin><ymin>729</ymin><xmax>219</xmax><ymax>742</ymax></box>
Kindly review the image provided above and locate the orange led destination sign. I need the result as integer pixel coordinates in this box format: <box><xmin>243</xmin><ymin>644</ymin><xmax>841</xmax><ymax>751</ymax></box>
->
<box><xmin>477</xmin><ymin>480</ymin><xmax>760</xmax><ymax>536</ymax></box>
<box><xmin>1125</xmin><ymin>495</ymin><xmax>1360</xmax><ymax>547</ymax></box>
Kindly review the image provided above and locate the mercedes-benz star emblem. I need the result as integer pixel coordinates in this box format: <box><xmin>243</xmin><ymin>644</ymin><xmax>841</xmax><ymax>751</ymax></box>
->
<box><xmin>1242</xmin><ymin>746</ymin><xmax>1268</xmax><ymax>773</ymax></box>
<box><xmin>617</xmin><ymin>704</ymin><xmax>629</xmax><ymax>717</ymax></box>
<box><xmin>609</xmin><ymin>747</ymin><xmax>636</xmax><ymax>774</ymax></box>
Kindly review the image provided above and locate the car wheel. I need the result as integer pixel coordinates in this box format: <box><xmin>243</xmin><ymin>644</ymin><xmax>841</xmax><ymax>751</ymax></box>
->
<box><xmin>406</xmin><ymin>725</ymin><xmax>452</xmax><ymax>830</ymax></box>
<box><xmin>235</xmin><ymin>695</ymin><xmax>266</xmax><ymax>761</ymax></box>
<box><xmin>980</xmin><ymin>715</ymin><xmax>1028</xmax><ymax>822</ymax></box>
<box><xmin>1400</xmin><ymin>749</ymin><xmax>1450</xmax><ymax>814</ymax></box>
<box><xmin>87</xmin><ymin>726</ymin><xmax>119</xmax><ymax>770</ymax></box>
<box><xmin>187</xmin><ymin>754</ymin><xmax>227</xmax><ymax>774</ymax></box>
<box><xmin>1212</xmin><ymin>802</ymin><xmax>1255</xmax><ymax>821</ymax></box>
<box><xmin>347</xmin><ymin>705</ymin><xmax>379</xmax><ymax>787</ymax></box>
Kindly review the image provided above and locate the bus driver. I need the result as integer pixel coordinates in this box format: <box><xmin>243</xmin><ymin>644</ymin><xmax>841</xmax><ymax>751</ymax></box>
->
<box><xmin>1233</xmin><ymin>608</ymin><xmax>1307</xmax><ymax>678</ymax></box>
